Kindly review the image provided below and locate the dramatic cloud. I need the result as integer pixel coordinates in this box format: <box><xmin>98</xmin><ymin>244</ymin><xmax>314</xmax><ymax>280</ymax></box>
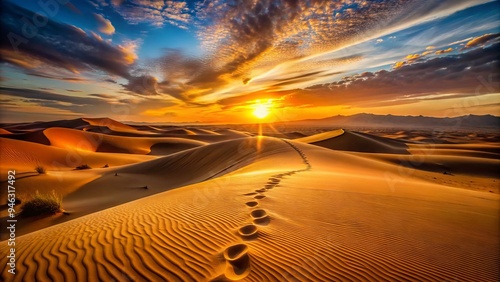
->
<box><xmin>0</xmin><ymin>0</ymin><xmax>499</xmax><ymax>119</ymax></box>
<box><xmin>94</xmin><ymin>13</ymin><xmax>116</xmax><ymax>35</ymax></box>
<box><xmin>1</xmin><ymin>2</ymin><xmax>136</xmax><ymax>78</ymax></box>
<box><xmin>278</xmin><ymin>42</ymin><xmax>500</xmax><ymax>108</ymax></box>
<box><xmin>154</xmin><ymin>0</ymin><xmax>490</xmax><ymax>104</ymax></box>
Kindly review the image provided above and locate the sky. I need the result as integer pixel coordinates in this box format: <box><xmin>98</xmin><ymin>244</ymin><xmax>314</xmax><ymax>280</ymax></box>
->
<box><xmin>0</xmin><ymin>0</ymin><xmax>499</xmax><ymax>123</ymax></box>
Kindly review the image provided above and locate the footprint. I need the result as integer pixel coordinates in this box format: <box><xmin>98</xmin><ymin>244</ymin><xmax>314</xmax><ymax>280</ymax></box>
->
<box><xmin>223</xmin><ymin>244</ymin><xmax>251</xmax><ymax>280</ymax></box>
<box><xmin>238</xmin><ymin>224</ymin><xmax>258</xmax><ymax>240</ymax></box>
<box><xmin>245</xmin><ymin>201</ymin><xmax>258</xmax><ymax>207</ymax></box>
<box><xmin>224</xmin><ymin>244</ymin><xmax>248</xmax><ymax>261</ymax></box>
<box><xmin>269</xmin><ymin>178</ymin><xmax>280</xmax><ymax>182</ymax></box>
<box><xmin>255</xmin><ymin>189</ymin><xmax>266</xmax><ymax>193</ymax></box>
<box><xmin>243</xmin><ymin>192</ymin><xmax>258</xmax><ymax>196</ymax></box>
<box><xmin>264</xmin><ymin>184</ymin><xmax>275</xmax><ymax>189</ymax></box>
<box><xmin>251</xmin><ymin>209</ymin><xmax>270</xmax><ymax>225</ymax></box>
<box><xmin>254</xmin><ymin>195</ymin><xmax>266</xmax><ymax>199</ymax></box>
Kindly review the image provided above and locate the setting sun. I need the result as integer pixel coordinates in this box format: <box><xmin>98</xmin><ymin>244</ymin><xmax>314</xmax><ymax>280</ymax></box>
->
<box><xmin>252</xmin><ymin>100</ymin><xmax>272</xmax><ymax>119</ymax></box>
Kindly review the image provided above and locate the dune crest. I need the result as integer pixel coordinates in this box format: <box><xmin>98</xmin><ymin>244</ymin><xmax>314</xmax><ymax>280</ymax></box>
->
<box><xmin>298</xmin><ymin>130</ymin><xmax>409</xmax><ymax>154</ymax></box>
<box><xmin>43</xmin><ymin>127</ymin><xmax>206</xmax><ymax>155</ymax></box>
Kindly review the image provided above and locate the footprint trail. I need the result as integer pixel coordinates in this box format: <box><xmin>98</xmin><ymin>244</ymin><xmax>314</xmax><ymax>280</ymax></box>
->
<box><xmin>220</xmin><ymin>139</ymin><xmax>310</xmax><ymax>280</ymax></box>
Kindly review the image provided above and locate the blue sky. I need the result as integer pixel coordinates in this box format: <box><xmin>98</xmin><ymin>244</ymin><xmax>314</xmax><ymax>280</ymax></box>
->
<box><xmin>1</xmin><ymin>0</ymin><xmax>499</xmax><ymax>123</ymax></box>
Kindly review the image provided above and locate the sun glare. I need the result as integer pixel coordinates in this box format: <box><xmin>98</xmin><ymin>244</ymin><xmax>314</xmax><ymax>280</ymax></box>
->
<box><xmin>252</xmin><ymin>100</ymin><xmax>272</xmax><ymax>119</ymax></box>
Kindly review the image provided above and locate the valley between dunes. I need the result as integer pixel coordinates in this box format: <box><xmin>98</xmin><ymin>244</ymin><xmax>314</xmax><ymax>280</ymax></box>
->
<box><xmin>0</xmin><ymin>118</ymin><xmax>498</xmax><ymax>281</ymax></box>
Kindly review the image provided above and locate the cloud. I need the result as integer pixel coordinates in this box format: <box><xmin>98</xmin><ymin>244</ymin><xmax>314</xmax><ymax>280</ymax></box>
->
<box><xmin>94</xmin><ymin>13</ymin><xmax>116</xmax><ymax>35</ymax></box>
<box><xmin>181</xmin><ymin>0</ymin><xmax>490</xmax><ymax>104</ymax></box>
<box><xmin>0</xmin><ymin>87</ymin><xmax>105</xmax><ymax>106</ymax></box>
<box><xmin>1</xmin><ymin>2</ymin><xmax>136</xmax><ymax>79</ymax></box>
<box><xmin>0</xmin><ymin>2</ymin><xmax>163</xmax><ymax>97</ymax></box>
<box><xmin>0</xmin><ymin>86</ymin><xmax>176</xmax><ymax>120</ymax></box>
<box><xmin>220</xmin><ymin>42</ymin><xmax>500</xmax><ymax>109</ymax></box>
<box><xmin>435</xmin><ymin>47</ymin><xmax>454</xmax><ymax>54</ymax></box>
<box><xmin>464</xmin><ymin>33</ymin><xmax>500</xmax><ymax>48</ymax></box>
<box><xmin>105</xmin><ymin>0</ymin><xmax>191</xmax><ymax>29</ymax></box>
<box><xmin>125</xmin><ymin>75</ymin><xmax>159</xmax><ymax>96</ymax></box>
<box><xmin>163</xmin><ymin>111</ymin><xmax>177</xmax><ymax>117</ymax></box>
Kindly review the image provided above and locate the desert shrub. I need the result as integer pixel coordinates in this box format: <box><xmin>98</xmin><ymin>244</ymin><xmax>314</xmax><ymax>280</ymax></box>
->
<box><xmin>20</xmin><ymin>191</ymin><xmax>62</xmax><ymax>217</ymax></box>
<box><xmin>75</xmin><ymin>164</ymin><xmax>91</xmax><ymax>170</ymax></box>
<box><xmin>35</xmin><ymin>165</ymin><xmax>46</xmax><ymax>174</ymax></box>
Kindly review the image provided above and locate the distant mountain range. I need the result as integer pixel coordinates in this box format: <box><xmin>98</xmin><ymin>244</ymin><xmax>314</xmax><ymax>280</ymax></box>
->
<box><xmin>277</xmin><ymin>113</ymin><xmax>500</xmax><ymax>130</ymax></box>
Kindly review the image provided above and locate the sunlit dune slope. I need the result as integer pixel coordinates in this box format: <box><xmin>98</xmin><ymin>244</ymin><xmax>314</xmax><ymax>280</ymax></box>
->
<box><xmin>186</xmin><ymin>127</ymin><xmax>221</xmax><ymax>135</ymax></box>
<box><xmin>1</xmin><ymin>137</ymin><xmax>301</xmax><ymax>238</ymax></box>
<box><xmin>44</xmin><ymin>127</ymin><xmax>207</xmax><ymax>155</ymax></box>
<box><xmin>214</xmin><ymin>129</ymin><xmax>253</xmax><ymax>137</ymax></box>
<box><xmin>295</xmin><ymin>129</ymin><xmax>344</xmax><ymax>143</ymax></box>
<box><xmin>0</xmin><ymin>128</ymin><xmax>12</xmax><ymax>134</ymax></box>
<box><xmin>1</xmin><ymin>138</ymin><xmax>497</xmax><ymax>281</ymax></box>
<box><xmin>117</xmin><ymin>137</ymin><xmax>295</xmax><ymax>179</ymax></box>
<box><xmin>0</xmin><ymin>137</ymin><xmax>155</xmax><ymax>174</ymax></box>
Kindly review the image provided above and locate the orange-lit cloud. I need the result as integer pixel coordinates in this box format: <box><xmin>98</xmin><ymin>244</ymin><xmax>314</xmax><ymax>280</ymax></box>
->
<box><xmin>464</xmin><ymin>33</ymin><xmax>500</xmax><ymax>48</ymax></box>
<box><xmin>435</xmin><ymin>47</ymin><xmax>454</xmax><ymax>54</ymax></box>
<box><xmin>94</xmin><ymin>13</ymin><xmax>115</xmax><ymax>35</ymax></box>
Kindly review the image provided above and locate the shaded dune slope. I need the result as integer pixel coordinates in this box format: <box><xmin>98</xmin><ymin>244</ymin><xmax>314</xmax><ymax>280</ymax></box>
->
<box><xmin>0</xmin><ymin>129</ymin><xmax>51</xmax><ymax>145</ymax></box>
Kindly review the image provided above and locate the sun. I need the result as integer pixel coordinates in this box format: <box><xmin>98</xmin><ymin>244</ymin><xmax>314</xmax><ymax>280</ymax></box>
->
<box><xmin>252</xmin><ymin>100</ymin><xmax>272</xmax><ymax>119</ymax></box>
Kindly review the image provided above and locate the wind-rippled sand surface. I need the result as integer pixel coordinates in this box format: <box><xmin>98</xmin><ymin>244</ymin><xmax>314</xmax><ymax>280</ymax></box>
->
<box><xmin>1</xmin><ymin>119</ymin><xmax>498</xmax><ymax>281</ymax></box>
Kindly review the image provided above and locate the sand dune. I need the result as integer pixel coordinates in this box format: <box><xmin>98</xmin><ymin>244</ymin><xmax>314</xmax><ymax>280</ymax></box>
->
<box><xmin>295</xmin><ymin>129</ymin><xmax>344</xmax><ymax>143</ymax></box>
<box><xmin>1</xmin><ymin>137</ymin><xmax>300</xmax><ymax>238</ymax></box>
<box><xmin>298</xmin><ymin>129</ymin><xmax>409</xmax><ymax>154</ymax></box>
<box><xmin>214</xmin><ymin>129</ymin><xmax>252</xmax><ymax>137</ymax></box>
<box><xmin>1</xmin><ymin>137</ymin><xmax>497</xmax><ymax>281</ymax></box>
<box><xmin>1</xmin><ymin>118</ymin><xmax>89</xmax><ymax>131</ymax></box>
<box><xmin>0</xmin><ymin>120</ymin><xmax>498</xmax><ymax>281</ymax></box>
<box><xmin>43</xmin><ymin>127</ymin><xmax>206</xmax><ymax>155</ymax></box>
<box><xmin>0</xmin><ymin>130</ymin><xmax>51</xmax><ymax>145</ymax></box>
<box><xmin>0</xmin><ymin>128</ymin><xmax>12</xmax><ymax>134</ymax></box>
<box><xmin>164</xmin><ymin>128</ymin><xmax>198</xmax><ymax>135</ymax></box>
<box><xmin>185</xmin><ymin>127</ymin><xmax>221</xmax><ymax>135</ymax></box>
<box><xmin>0</xmin><ymin>137</ymin><xmax>155</xmax><ymax>174</ymax></box>
<box><xmin>82</xmin><ymin>117</ymin><xmax>139</xmax><ymax>133</ymax></box>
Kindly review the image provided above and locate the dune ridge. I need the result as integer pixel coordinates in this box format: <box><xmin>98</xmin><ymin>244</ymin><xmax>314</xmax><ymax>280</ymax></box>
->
<box><xmin>43</xmin><ymin>127</ymin><xmax>207</xmax><ymax>155</ymax></box>
<box><xmin>298</xmin><ymin>130</ymin><xmax>409</xmax><ymax>154</ymax></box>
<box><xmin>0</xmin><ymin>137</ymin><xmax>154</xmax><ymax>174</ymax></box>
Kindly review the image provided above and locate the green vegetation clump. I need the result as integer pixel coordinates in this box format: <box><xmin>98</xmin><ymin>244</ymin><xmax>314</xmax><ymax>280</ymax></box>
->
<box><xmin>20</xmin><ymin>191</ymin><xmax>62</xmax><ymax>217</ymax></box>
